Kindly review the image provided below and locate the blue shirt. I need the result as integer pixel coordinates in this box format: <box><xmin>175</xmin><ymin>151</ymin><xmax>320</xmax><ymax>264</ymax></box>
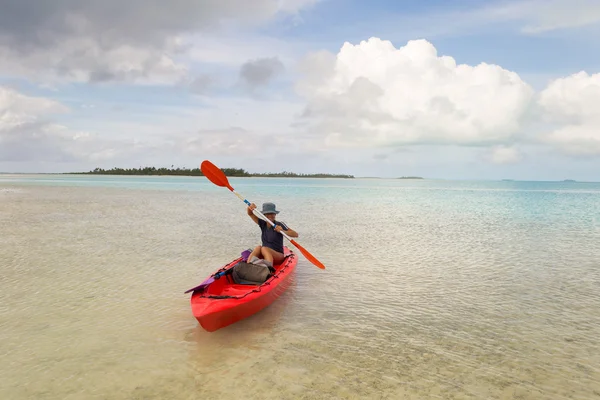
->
<box><xmin>258</xmin><ymin>219</ymin><xmax>289</xmax><ymax>254</ymax></box>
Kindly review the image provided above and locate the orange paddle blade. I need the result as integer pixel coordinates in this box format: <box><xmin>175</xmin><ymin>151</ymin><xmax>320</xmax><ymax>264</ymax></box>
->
<box><xmin>200</xmin><ymin>160</ymin><xmax>233</xmax><ymax>191</ymax></box>
<box><xmin>290</xmin><ymin>239</ymin><xmax>326</xmax><ymax>269</ymax></box>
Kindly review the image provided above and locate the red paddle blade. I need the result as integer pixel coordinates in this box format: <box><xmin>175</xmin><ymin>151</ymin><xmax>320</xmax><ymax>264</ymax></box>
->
<box><xmin>201</xmin><ymin>160</ymin><xmax>233</xmax><ymax>191</ymax></box>
<box><xmin>290</xmin><ymin>239</ymin><xmax>326</xmax><ymax>269</ymax></box>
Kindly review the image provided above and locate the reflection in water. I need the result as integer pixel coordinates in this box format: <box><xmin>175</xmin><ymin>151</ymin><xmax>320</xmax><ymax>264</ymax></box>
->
<box><xmin>1</xmin><ymin>182</ymin><xmax>599</xmax><ymax>399</ymax></box>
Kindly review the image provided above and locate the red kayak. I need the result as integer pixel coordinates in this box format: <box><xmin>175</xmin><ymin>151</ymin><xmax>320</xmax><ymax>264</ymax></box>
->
<box><xmin>189</xmin><ymin>246</ymin><xmax>297</xmax><ymax>332</ymax></box>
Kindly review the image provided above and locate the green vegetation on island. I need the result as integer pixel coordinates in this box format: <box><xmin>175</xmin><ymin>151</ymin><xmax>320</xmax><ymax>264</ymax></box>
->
<box><xmin>73</xmin><ymin>166</ymin><xmax>354</xmax><ymax>179</ymax></box>
<box><xmin>397</xmin><ymin>176</ymin><xmax>423</xmax><ymax>179</ymax></box>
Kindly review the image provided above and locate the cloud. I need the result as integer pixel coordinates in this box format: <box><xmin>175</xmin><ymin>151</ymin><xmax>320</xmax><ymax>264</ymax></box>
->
<box><xmin>1</xmin><ymin>90</ymin><xmax>308</xmax><ymax>169</ymax></box>
<box><xmin>172</xmin><ymin>124</ymin><xmax>304</xmax><ymax>158</ymax></box>
<box><xmin>0</xmin><ymin>0</ymin><xmax>319</xmax><ymax>84</ymax></box>
<box><xmin>179</xmin><ymin>74</ymin><xmax>218</xmax><ymax>95</ymax></box>
<box><xmin>494</xmin><ymin>0</ymin><xmax>600</xmax><ymax>34</ymax></box>
<box><xmin>538</xmin><ymin>71</ymin><xmax>600</xmax><ymax>122</ymax></box>
<box><xmin>186</xmin><ymin>32</ymin><xmax>310</xmax><ymax>68</ymax></box>
<box><xmin>360</xmin><ymin>0</ymin><xmax>600</xmax><ymax>44</ymax></box>
<box><xmin>0</xmin><ymin>37</ymin><xmax>190</xmax><ymax>85</ymax></box>
<box><xmin>0</xmin><ymin>86</ymin><xmax>74</xmax><ymax>162</ymax></box>
<box><xmin>2</xmin><ymin>0</ymin><xmax>600</xmax><ymax>177</ymax></box>
<box><xmin>178</xmin><ymin>127</ymin><xmax>262</xmax><ymax>157</ymax></box>
<box><xmin>0</xmin><ymin>85</ymin><xmax>159</xmax><ymax>163</ymax></box>
<box><xmin>537</xmin><ymin>71</ymin><xmax>600</xmax><ymax>155</ymax></box>
<box><xmin>435</xmin><ymin>0</ymin><xmax>600</xmax><ymax>36</ymax></box>
<box><xmin>0</xmin><ymin>86</ymin><xmax>68</xmax><ymax>126</ymax></box>
<box><xmin>239</xmin><ymin>57</ymin><xmax>285</xmax><ymax>90</ymax></box>
<box><xmin>293</xmin><ymin>37</ymin><xmax>600</xmax><ymax>161</ymax></box>
<box><xmin>488</xmin><ymin>145</ymin><xmax>522</xmax><ymax>164</ymax></box>
<box><xmin>294</xmin><ymin>37</ymin><xmax>536</xmax><ymax>149</ymax></box>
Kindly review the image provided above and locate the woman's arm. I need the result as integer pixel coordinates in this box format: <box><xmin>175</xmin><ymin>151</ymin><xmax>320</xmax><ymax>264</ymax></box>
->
<box><xmin>247</xmin><ymin>203</ymin><xmax>259</xmax><ymax>225</ymax></box>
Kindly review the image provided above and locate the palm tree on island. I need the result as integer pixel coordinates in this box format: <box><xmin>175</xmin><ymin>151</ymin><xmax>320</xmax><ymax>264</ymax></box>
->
<box><xmin>74</xmin><ymin>166</ymin><xmax>354</xmax><ymax>179</ymax></box>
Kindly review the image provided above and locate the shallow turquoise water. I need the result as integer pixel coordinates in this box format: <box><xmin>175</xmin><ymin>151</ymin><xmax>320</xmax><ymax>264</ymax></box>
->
<box><xmin>1</xmin><ymin>174</ymin><xmax>599</xmax><ymax>399</ymax></box>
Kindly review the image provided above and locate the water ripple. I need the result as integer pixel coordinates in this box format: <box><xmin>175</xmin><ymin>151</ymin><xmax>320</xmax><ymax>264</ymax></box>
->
<box><xmin>1</xmin><ymin>182</ymin><xmax>599</xmax><ymax>399</ymax></box>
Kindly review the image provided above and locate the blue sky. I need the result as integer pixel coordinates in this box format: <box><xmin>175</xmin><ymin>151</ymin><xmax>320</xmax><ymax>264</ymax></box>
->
<box><xmin>1</xmin><ymin>0</ymin><xmax>600</xmax><ymax>180</ymax></box>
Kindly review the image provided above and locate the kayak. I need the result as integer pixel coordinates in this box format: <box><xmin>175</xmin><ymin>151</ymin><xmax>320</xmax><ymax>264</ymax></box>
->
<box><xmin>189</xmin><ymin>246</ymin><xmax>297</xmax><ymax>332</ymax></box>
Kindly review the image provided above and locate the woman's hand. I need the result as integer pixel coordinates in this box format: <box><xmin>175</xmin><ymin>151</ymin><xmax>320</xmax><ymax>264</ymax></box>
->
<box><xmin>274</xmin><ymin>225</ymin><xmax>298</xmax><ymax>237</ymax></box>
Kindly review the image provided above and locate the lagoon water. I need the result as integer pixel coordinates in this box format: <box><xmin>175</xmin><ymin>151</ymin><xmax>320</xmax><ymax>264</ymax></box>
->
<box><xmin>1</xmin><ymin>174</ymin><xmax>600</xmax><ymax>399</ymax></box>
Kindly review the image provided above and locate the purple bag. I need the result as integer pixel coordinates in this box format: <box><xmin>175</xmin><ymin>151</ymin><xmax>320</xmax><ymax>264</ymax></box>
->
<box><xmin>241</xmin><ymin>248</ymin><xmax>252</xmax><ymax>262</ymax></box>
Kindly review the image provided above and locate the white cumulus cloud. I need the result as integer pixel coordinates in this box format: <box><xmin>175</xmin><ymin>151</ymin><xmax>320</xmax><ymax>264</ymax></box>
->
<box><xmin>295</xmin><ymin>37</ymin><xmax>536</xmax><ymax>149</ymax></box>
<box><xmin>538</xmin><ymin>71</ymin><xmax>600</xmax><ymax>155</ymax></box>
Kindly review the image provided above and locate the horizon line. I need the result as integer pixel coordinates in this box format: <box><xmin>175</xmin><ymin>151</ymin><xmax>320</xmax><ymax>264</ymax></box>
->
<box><xmin>0</xmin><ymin>171</ymin><xmax>597</xmax><ymax>183</ymax></box>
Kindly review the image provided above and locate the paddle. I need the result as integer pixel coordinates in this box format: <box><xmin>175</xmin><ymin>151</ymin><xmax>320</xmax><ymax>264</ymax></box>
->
<box><xmin>184</xmin><ymin>249</ymin><xmax>252</xmax><ymax>294</ymax></box>
<box><xmin>184</xmin><ymin>276</ymin><xmax>215</xmax><ymax>294</ymax></box>
<box><xmin>184</xmin><ymin>270</ymin><xmax>228</xmax><ymax>294</ymax></box>
<box><xmin>200</xmin><ymin>160</ymin><xmax>326</xmax><ymax>270</ymax></box>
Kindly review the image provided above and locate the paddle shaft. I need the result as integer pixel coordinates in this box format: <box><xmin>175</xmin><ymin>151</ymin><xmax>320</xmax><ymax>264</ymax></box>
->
<box><xmin>231</xmin><ymin>190</ymin><xmax>294</xmax><ymax>242</ymax></box>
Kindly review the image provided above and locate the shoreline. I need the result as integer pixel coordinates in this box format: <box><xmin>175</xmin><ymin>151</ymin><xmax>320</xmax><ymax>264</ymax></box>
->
<box><xmin>67</xmin><ymin>167</ymin><xmax>356</xmax><ymax>179</ymax></box>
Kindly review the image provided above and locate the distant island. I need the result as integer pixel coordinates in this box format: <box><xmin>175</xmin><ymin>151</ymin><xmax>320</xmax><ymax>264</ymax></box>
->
<box><xmin>71</xmin><ymin>167</ymin><xmax>355</xmax><ymax>179</ymax></box>
<box><xmin>397</xmin><ymin>176</ymin><xmax>423</xmax><ymax>179</ymax></box>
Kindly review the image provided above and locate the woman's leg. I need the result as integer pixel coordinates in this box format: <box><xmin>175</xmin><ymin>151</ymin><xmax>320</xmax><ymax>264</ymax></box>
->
<box><xmin>248</xmin><ymin>245</ymin><xmax>262</xmax><ymax>263</ymax></box>
<box><xmin>260</xmin><ymin>247</ymin><xmax>285</xmax><ymax>265</ymax></box>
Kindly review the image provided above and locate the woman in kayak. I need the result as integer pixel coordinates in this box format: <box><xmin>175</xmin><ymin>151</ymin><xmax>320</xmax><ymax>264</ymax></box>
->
<box><xmin>246</xmin><ymin>202</ymin><xmax>298</xmax><ymax>265</ymax></box>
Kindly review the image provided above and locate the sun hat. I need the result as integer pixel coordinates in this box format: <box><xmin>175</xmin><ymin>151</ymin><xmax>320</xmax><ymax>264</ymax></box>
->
<box><xmin>261</xmin><ymin>202</ymin><xmax>280</xmax><ymax>214</ymax></box>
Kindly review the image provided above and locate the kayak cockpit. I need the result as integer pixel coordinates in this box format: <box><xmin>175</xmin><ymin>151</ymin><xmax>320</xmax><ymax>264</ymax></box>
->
<box><xmin>202</xmin><ymin>252</ymin><xmax>294</xmax><ymax>297</ymax></box>
<box><xmin>204</xmin><ymin>273</ymin><xmax>265</xmax><ymax>297</ymax></box>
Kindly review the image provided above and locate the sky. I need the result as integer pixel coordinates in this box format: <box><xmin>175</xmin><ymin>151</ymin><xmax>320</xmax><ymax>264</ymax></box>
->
<box><xmin>1</xmin><ymin>0</ymin><xmax>600</xmax><ymax>180</ymax></box>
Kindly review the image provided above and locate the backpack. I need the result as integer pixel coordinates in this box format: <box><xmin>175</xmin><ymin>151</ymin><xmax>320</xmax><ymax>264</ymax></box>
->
<box><xmin>231</xmin><ymin>261</ymin><xmax>274</xmax><ymax>285</ymax></box>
